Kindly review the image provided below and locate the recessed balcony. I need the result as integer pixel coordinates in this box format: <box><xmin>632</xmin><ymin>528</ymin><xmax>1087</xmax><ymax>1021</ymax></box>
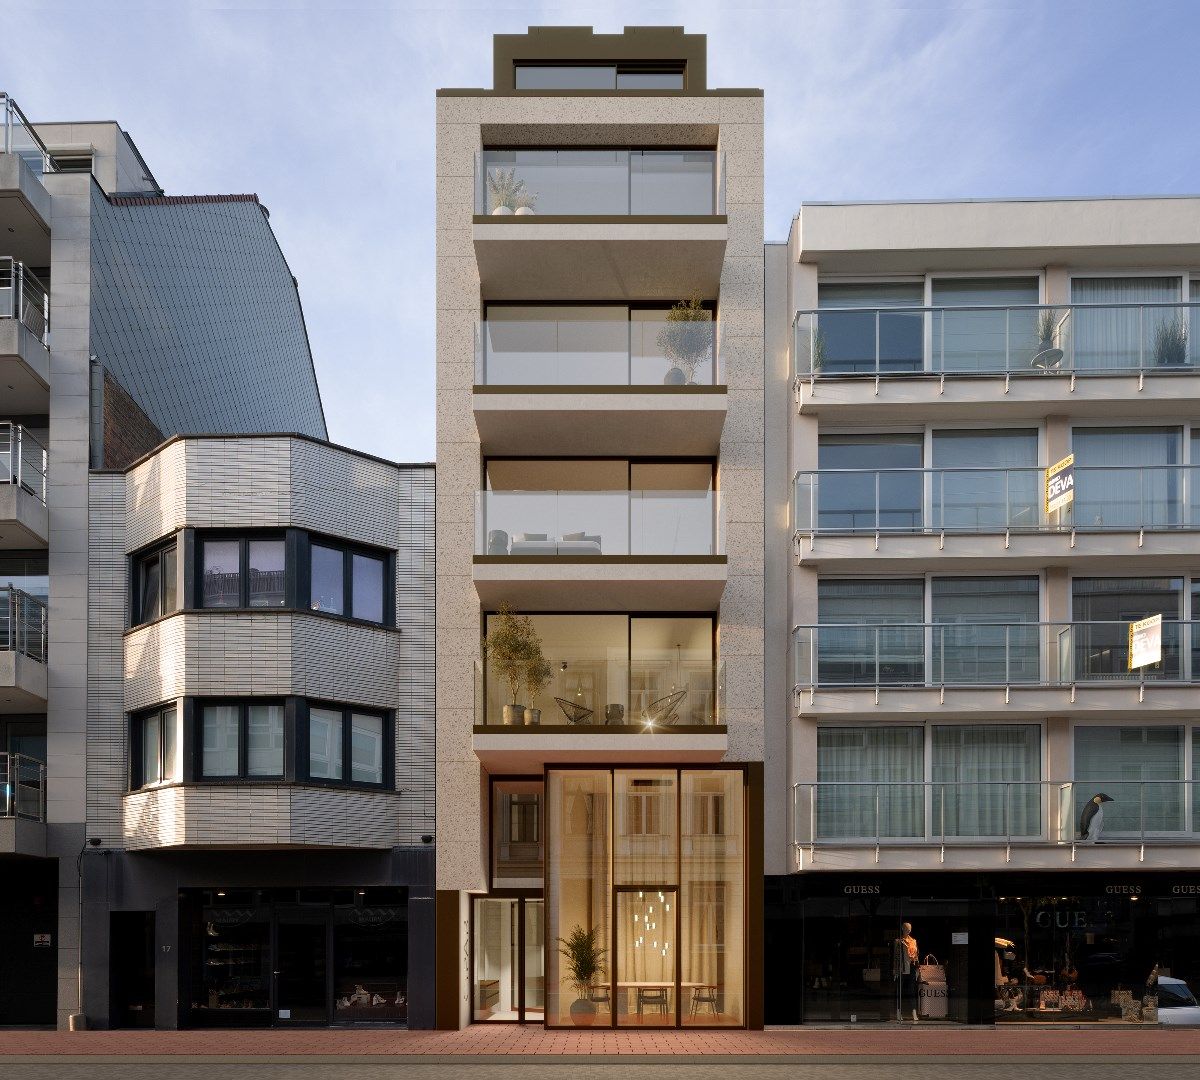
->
<box><xmin>793</xmin><ymin>464</ymin><xmax>1200</xmax><ymax>568</ymax></box>
<box><xmin>0</xmin><ymin>259</ymin><xmax>50</xmax><ymax>412</ymax></box>
<box><xmin>793</xmin><ymin>302</ymin><xmax>1200</xmax><ymax>418</ymax></box>
<box><xmin>0</xmin><ymin>96</ymin><xmax>53</xmax><ymax>262</ymax></box>
<box><xmin>0</xmin><ymin>751</ymin><xmax>45</xmax><ymax>855</ymax></box>
<box><xmin>473</xmin><ymin>150</ymin><xmax>727</xmax><ymax>300</ymax></box>
<box><xmin>473</xmin><ymin>314</ymin><xmax>726</xmax><ymax>455</ymax></box>
<box><xmin>792</xmin><ymin>620</ymin><xmax>1200</xmax><ymax>718</ymax></box>
<box><xmin>0</xmin><ymin>423</ymin><xmax>47</xmax><ymax>547</ymax></box>
<box><xmin>0</xmin><ymin>587</ymin><xmax>47</xmax><ymax>710</ymax></box>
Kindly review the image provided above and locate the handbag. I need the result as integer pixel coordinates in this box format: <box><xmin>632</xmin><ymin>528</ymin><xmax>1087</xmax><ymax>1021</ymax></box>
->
<box><xmin>917</xmin><ymin>954</ymin><xmax>945</xmax><ymax>984</ymax></box>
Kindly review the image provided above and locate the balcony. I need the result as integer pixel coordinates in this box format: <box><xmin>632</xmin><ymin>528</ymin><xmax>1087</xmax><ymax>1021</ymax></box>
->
<box><xmin>0</xmin><ymin>96</ymin><xmax>53</xmax><ymax>261</ymax></box>
<box><xmin>793</xmin><ymin>302</ymin><xmax>1200</xmax><ymax>419</ymax></box>
<box><xmin>473</xmin><ymin>317</ymin><xmax>726</xmax><ymax>455</ymax></box>
<box><xmin>472</xmin><ymin>656</ymin><xmax>727</xmax><ymax>772</ymax></box>
<box><xmin>0</xmin><ymin>751</ymin><xmax>45</xmax><ymax>855</ymax></box>
<box><xmin>473</xmin><ymin>150</ymin><xmax>727</xmax><ymax>300</ymax></box>
<box><xmin>792</xmin><ymin>620</ymin><xmax>1199</xmax><ymax>717</ymax></box>
<box><xmin>474</xmin><ymin>488</ymin><xmax>725</xmax><ymax>610</ymax></box>
<box><xmin>0</xmin><ymin>587</ymin><xmax>46</xmax><ymax>710</ymax></box>
<box><xmin>792</xmin><ymin>780</ymin><xmax>1200</xmax><ymax>871</ymax></box>
<box><xmin>793</xmin><ymin>465</ymin><xmax>1200</xmax><ymax>568</ymax></box>
<box><xmin>0</xmin><ymin>423</ymin><xmax>47</xmax><ymax>547</ymax></box>
<box><xmin>0</xmin><ymin>259</ymin><xmax>50</xmax><ymax>412</ymax></box>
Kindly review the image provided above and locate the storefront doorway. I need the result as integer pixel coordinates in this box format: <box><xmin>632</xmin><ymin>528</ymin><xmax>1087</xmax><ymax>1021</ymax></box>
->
<box><xmin>615</xmin><ymin>887</ymin><xmax>678</xmax><ymax>1027</ymax></box>
<box><xmin>472</xmin><ymin>896</ymin><xmax>545</xmax><ymax>1022</ymax></box>
<box><xmin>275</xmin><ymin>910</ymin><xmax>327</xmax><ymax>1023</ymax></box>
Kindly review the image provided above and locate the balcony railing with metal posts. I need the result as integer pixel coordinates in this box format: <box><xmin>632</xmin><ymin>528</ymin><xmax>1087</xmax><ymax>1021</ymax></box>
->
<box><xmin>0</xmin><ymin>587</ymin><xmax>48</xmax><ymax>663</ymax></box>
<box><xmin>1</xmin><ymin>752</ymin><xmax>45</xmax><ymax>821</ymax></box>
<box><xmin>0</xmin><ymin>93</ymin><xmax>55</xmax><ymax>176</ymax></box>
<box><xmin>793</xmin><ymin>302</ymin><xmax>1200</xmax><ymax>381</ymax></box>
<box><xmin>0</xmin><ymin>422</ymin><xmax>47</xmax><ymax>504</ymax></box>
<box><xmin>474</xmin><ymin>318</ymin><xmax>721</xmax><ymax>386</ymax></box>
<box><xmin>475</xmin><ymin>149</ymin><xmax>726</xmax><ymax>217</ymax></box>
<box><xmin>0</xmin><ymin>257</ymin><xmax>50</xmax><ymax>342</ymax></box>
<box><xmin>792</xmin><ymin>780</ymin><xmax>1200</xmax><ymax>855</ymax></box>
<box><xmin>792</xmin><ymin>620</ymin><xmax>1199</xmax><ymax>691</ymax></box>
<box><xmin>793</xmin><ymin>465</ymin><xmax>1200</xmax><ymax>537</ymax></box>
<box><xmin>475</xmin><ymin>656</ymin><xmax>726</xmax><ymax>728</ymax></box>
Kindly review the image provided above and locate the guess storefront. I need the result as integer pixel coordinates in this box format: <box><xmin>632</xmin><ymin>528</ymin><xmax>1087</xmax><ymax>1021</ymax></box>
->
<box><xmin>765</xmin><ymin>872</ymin><xmax>1200</xmax><ymax>1025</ymax></box>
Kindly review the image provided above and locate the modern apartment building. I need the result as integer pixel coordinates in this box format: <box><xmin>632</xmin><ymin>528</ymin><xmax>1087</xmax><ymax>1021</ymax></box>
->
<box><xmin>434</xmin><ymin>27</ymin><xmax>766</xmax><ymax>1028</ymax></box>
<box><xmin>768</xmin><ymin>197</ymin><xmax>1200</xmax><ymax>1025</ymax></box>
<box><xmin>1</xmin><ymin>97</ymin><xmax>436</xmax><ymax>1029</ymax></box>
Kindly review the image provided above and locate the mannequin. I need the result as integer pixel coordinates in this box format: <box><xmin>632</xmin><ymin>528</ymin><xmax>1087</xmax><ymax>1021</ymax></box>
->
<box><xmin>894</xmin><ymin>921</ymin><xmax>919</xmax><ymax>1022</ymax></box>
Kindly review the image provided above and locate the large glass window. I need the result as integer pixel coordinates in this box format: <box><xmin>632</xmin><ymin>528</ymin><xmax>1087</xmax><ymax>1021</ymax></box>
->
<box><xmin>199</xmin><ymin>702</ymin><xmax>284</xmax><ymax>780</ymax></box>
<box><xmin>0</xmin><ymin>552</ymin><xmax>48</xmax><ymax>602</ymax></box>
<box><xmin>1071</xmin><ymin>426</ymin><xmax>1183</xmax><ymax>529</ymax></box>
<box><xmin>201</xmin><ymin>704</ymin><xmax>240</xmax><ymax>777</ymax></box>
<box><xmin>134</xmin><ymin>542</ymin><xmax>178</xmax><ymax>625</ymax></box>
<box><xmin>310</xmin><ymin>544</ymin><xmax>344</xmax><ymax>615</ymax></box>
<box><xmin>931</xmin><ymin>429</ymin><xmax>1039</xmax><ymax>531</ymax></box>
<box><xmin>816</xmin><ymin>283</ymin><xmax>923</xmax><ymax>374</ymax></box>
<box><xmin>133</xmin><ymin>705</ymin><xmax>178</xmax><ymax>789</ymax></box>
<box><xmin>201</xmin><ymin>536</ymin><xmax>286</xmax><ymax>609</ymax></box>
<box><xmin>816</xmin><ymin>579</ymin><xmax>923</xmax><ymax>686</ymax></box>
<box><xmin>248</xmin><ymin>540</ymin><xmax>286</xmax><ymax>607</ymax></box>
<box><xmin>308</xmin><ymin>707</ymin><xmax>343</xmax><ymax>780</ymax></box>
<box><xmin>247</xmin><ymin>704</ymin><xmax>285</xmax><ymax>777</ymax></box>
<box><xmin>931</xmin><ymin>576</ymin><xmax>1040</xmax><ymax>684</ymax></box>
<box><xmin>1071</xmin><ymin>577</ymin><xmax>1182</xmax><ymax>679</ymax></box>
<box><xmin>201</xmin><ymin>539</ymin><xmax>241</xmax><ymax>608</ymax></box>
<box><xmin>513</xmin><ymin>64</ymin><xmax>684</xmax><ymax>90</ymax></box>
<box><xmin>931</xmin><ymin>277</ymin><xmax>1039</xmax><ymax>372</ymax></box>
<box><xmin>305</xmin><ymin>704</ymin><xmax>389</xmax><ymax>788</ymax></box>
<box><xmin>492</xmin><ymin>780</ymin><xmax>544</xmax><ymax>888</ymax></box>
<box><xmin>931</xmin><ymin>725</ymin><xmax>1040</xmax><ymax>837</ymax></box>
<box><xmin>1072</xmin><ymin>276</ymin><xmax>1183</xmax><ymax>370</ymax></box>
<box><xmin>351</xmin><ymin>554</ymin><xmax>385</xmax><ymax>623</ymax></box>
<box><xmin>1073</xmin><ymin>726</ymin><xmax>1184</xmax><ymax>834</ymax></box>
<box><xmin>350</xmin><ymin>712</ymin><xmax>384</xmax><ymax>785</ymax></box>
<box><xmin>309</xmin><ymin>541</ymin><xmax>388</xmax><ymax>625</ymax></box>
<box><xmin>815</xmin><ymin>434</ymin><xmax>922</xmax><ymax>532</ymax></box>
<box><xmin>816</xmin><ymin>727</ymin><xmax>923</xmax><ymax>838</ymax></box>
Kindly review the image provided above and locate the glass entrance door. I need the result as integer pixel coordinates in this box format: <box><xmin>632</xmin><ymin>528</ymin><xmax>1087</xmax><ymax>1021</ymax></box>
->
<box><xmin>275</xmin><ymin>912</ymin><xmax>329</xmax><ymax>1023</ymax></box>
<box><xmin>615</xmin><ymin>887</ymin><xmax>677</xmax><ymax>1027</ymax></box>
<box><xmin>523</xmin><ymin>899</ymin><xmax>545</xmax><ymax>1022</ymax></box>
<box><xmin>472</xmin><ymin>896</ymin><xmax>544</xmax><ymax>1023</ymax></box>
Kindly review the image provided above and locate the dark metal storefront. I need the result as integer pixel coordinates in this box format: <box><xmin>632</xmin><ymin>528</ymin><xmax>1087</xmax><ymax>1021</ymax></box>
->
<box><xmin>0</xmin><ymin>855</ymin><xmax>57</xmax><ymax>1026</ymax></box>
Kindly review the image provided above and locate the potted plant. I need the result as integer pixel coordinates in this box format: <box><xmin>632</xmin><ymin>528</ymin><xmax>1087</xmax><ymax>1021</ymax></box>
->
<box><xmin>656</xmin><ymin>293</ymin><xmax>713</xmax><ymax>384</ymax></box>
<box><xmin>558</xmin><ymin>924</ymin><xmax>606</xmax><ymax>1026</ymax></box>
<box><xmin>482</xmin><ymin>603</ymin><xmax>534</xmax><ymax>724</ymax></box>
<box><xmin>1030</xmin><ymin>309</ymin><xmax>1064</xmax><ymax>369</ymax></box>
<box><xmin>522</xmin><ymin>639</ymin><xmax>554</xmax><ymax>726</ymax></box>
<box><xmin>486</xmin><ymin>168</ymin><xmax>537</xmax><ymax>216</ymax></box>
<box><xmin>810</xmin><ymin>328</ymin><xmax>827</xmax><ymax>374</ymax></box>
<box><xmin>1151</xmin><ymin>318</ymin><xmax>1188</xmax><ymax>366</ymax></box>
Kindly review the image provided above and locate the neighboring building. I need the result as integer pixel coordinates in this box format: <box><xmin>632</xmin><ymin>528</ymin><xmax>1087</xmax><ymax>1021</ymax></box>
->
<box><xmin>1</xmin><ymin>95</ymin><xmax>435</xmax><ymax>1030</ymax></box>
<box><xmin>434</xmin><ymin>27</ymin><xmax>766</xmax><ymax>1029</ymax></box>
<box><xmin>769</xmin><ymin>197</ymin><xmax>1200</xmax><ymax>1025</ymax></box>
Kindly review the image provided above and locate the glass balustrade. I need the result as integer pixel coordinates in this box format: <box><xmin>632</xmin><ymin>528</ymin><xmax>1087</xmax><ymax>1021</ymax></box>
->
<box><xmin>0</xmin><ymin>94</ymin><xmax>54</xmax><ymax>176</ymax></box>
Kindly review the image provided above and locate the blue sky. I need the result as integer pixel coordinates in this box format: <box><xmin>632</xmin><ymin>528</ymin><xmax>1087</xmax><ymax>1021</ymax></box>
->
<box><xmin>6</xmin><ymin>0</ymin><xmax>1199</xmax><ymax>462</ymax></box>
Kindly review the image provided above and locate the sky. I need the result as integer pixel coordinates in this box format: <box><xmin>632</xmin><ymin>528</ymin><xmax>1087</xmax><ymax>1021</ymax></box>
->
<box><xmin>5</xmin><ymin>0</ymin><xmax>1200</xmax><ymax>462</ymax></box>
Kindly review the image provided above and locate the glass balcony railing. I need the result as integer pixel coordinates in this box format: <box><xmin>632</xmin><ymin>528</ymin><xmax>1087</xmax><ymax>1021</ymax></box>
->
<box><xmin>793</xmin><ymin>465</ymin><xmax>1200</xmax><ymax>535</ymax></box>
<box><xmin>474</xmin><ymin>318</ymin><xmax>720</xmax><ymax>386</ymax></box>
<box><xmin>475</xmin><ymin>149</ymin><xmax>725</xmax><ymax>216</ymax></box>
<box><xmin>1</xmin><ymin>752</ymin><xmax>45</xmax><ymax>821</ymax></box>
<box><xmin>0</xmin><ymin>94</ymin><xmax>54</xmax><ymax>176</ymax></box>
<box><xmin>792</xmin><ymin>621</ymin><xmax>1199</xmax><ymax>689</ymax></box>
<box><xmin>792</xmin><ymin>780</ymin><xmax>1200</xmax><ymax>847</ymax></box>
<box><xmin>794</xmin><ymin>302</ymin><xmax>1200</xmax><ymax>377</ymax></box>
<box><xmin>0</xmin><ymin>587</ymin><xmax>47</xmax><ymax>663</ymax></box>
<box><xmin>475</xmin><ymin>656</ymin><xmax>725</xmax><ymax>728</ymax></box>
<box><xmin>0</xmin><ymin>422</ymin><xmax>47</xmax><ymax>504</ymax></box>
<box><xmin>0</xmin><ymin>257</ymin><xmax>50</xmax><ymax>343</ymax></box>
<box><xmin>477</xmin><ymin>489</ymin><xmax>722</xmax><ymax>557</ymax></box>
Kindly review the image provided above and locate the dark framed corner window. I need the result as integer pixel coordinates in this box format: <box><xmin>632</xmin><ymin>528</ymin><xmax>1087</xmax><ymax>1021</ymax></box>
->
<box><xmin>131</xmin><ymin>704</ymin><xmax>179</xmax><ymax>789</ymax></box>
<box><xmin>132</xmin><ymin>541</ymin><xmax>178</xmax><ymax>626</ymax></box>
<box><xmin>199</xmin><ymin>534</ymin><xmax>288</xmax><ymax>609</ymax></box>
<box><xmin>302</xmin><ymin>702</ymin><xmax>391</xmax><ymax>789</ymax></box>
<box><xmin>197</xmin><ymin>700</ymin><xmax>286</xmax><ymax>780</ymax></box>
<box><xmin>306</xmin><ymin>538</ymin><xmax>391</xmax><ymax>626</ymax></box>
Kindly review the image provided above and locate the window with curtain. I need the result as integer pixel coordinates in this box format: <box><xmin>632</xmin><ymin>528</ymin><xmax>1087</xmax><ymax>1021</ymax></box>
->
<box><xmin>816</xmin><ymin>283</ymin><xmax>924</xmax><ymax>374</ymax></box>
<box><xmin>133</xmin><ymin>705</ymin><xmax>178</xmax><ymax>789</ymax></box>
<box><xmin>931</xmin><ymin>725</ymin><xmax>1040</xmax><ymax>837</ymax></box>
<box><xmin>816</xmin><ymin>434</ymin><xmax>923</xmax><ymax>531</ymax></box>
<box><xmin>931</xmin><ymin>429</ymin><xmax>1039</xmax><ymax>531</ymax></box>
<box><xmin>1071</xmin><ymin>427</ymin><xmax>1183</xmax><ymax>529</ymax></box>
<box><xmin>199</xmin><ymin>701</ymin><xmax>284</xmax><ymax>779</ymax></box>
<box><xmin>816</xmin><ymin>726</ymin><xmax>924</xmax><ymax>838</ymax></box>
<box><xmin>931</xmin><ymin>576</ymin><xmax>1040</xmax><ymax>684</ymax></box>
<box><xmin>1073</xmin><ymin>726</ymin><xmax>1184</xmax><ymax>833</ymax></box>
<box><xmin>1071</xmin><ymin>277</ymin><xmax>1183</xmax><ymax>371</ymax></box>
<box><xmin>931</xmin><ymin>278</ymin><xmax>1039</xmax><ymax>372</ymax></box>
<box><xmin>1071</xmin><ymin>577</ymin><xmax>1182</xmax><ymax>679</ymax></box>
<box><xmin>817</xmin><ymin>579</ymin><xmax>923</xmax><ymax>685</ymax></box>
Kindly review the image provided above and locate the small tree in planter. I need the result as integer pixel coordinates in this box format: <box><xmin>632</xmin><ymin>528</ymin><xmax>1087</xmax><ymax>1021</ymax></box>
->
<box><xmin>656</xmin><ymin>293</ymin><xmax>713</xmax><ymax>384</ymax></box>
<box><xmin>486</xmin><ymin>168</ymin><xmax>537</xmax><ymax>215</ymax></box>
<box><xmin>558</xmin><ymin>924</ymin><xmax>607</xmax><ymax>1026</ymax></box>
<box><xmin>522</xmin><ymin>640</ymin><xmax>554</xmax><ymax>726</ymax></box>
<box><xmin>483</xmin><ymin>604</ymin><xmax>535</xmax><ymax>724</ymax></box>
<box><xmin>1152</xmin><ymin>319</ymin><xmax>1188</xmax><ymax>366</ymax></box>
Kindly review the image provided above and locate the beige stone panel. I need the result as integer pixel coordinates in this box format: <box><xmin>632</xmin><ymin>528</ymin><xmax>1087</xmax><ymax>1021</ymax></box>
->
<box><xmin>716</xmin><ymin>123</ymin><xmax>764</xmax><ymax>156</ymax></box>
<box><xmin>716</xmin><ymin>307</ymin><xmax>764</xmax><ymax>339</ymax></box>
<box><xmin>718</xmin><ymin>335</ymin><xmax>764</xmax><ymax>389</ymax></box>
<box><xmin>436</xmin><ymin>256</ymin><xmax>480</xmax><ymax>305</ymax></box>
<box><xmin>719</xmin><ymin>437</ymin><xmax>766</xmax><ymax>475</ymax></box>
<box><xmin>436</xmin><ymin>492</ymin><xmax>476</xmax><ymax>524</ymax></box>
<box><xmin>725</xmin><ymin>212</ymin><xmax>768</xmax><ymax>259</ymax></box>
<box><xmin>722</xmin><ymin>473</ymin><xmax>765</xmax><ymax>527</ymax></box>
<box><xmin>720</xmin><ymin>257</ymin><xmax>767</xmax><ymax>296</ymax></box>
<box><xmin>436</xmin><ymin>226</ymin><xmax>475</xmax><ymax>254</ymax></box>
<box><xmin>470</xmin><ymin>96</ymin><xmax>723</xmax><ymax>128</ymax></box>
<box><xmin>717</xmin><ymin>97</ymin><xmax>765</xmax><ymax>125</ymax></box>
<box><xmin>723</xmin><ymin>391</ymin><xmax>766</xmax><ymax>442</ymax></box>
<box><xmin>435</xmin><ymin>839</ymin><xmax>488</xmax><ymax>894</ymax></box>
<box><xmin>435</xmin><ymin>175</ymin><xmax>477</xmax><ymax>224</ymax></box>
<box><xmin>436</xmin><ymin>124</ymin><xmax>483</xmax><ymax>177</ymax></box>
<box><xmin>724</xmin><ymin>655</ymin><xmax>765</xmax><ymax>708</ymax></box>
<box><xmin>435</xmin><ymin>443</ymin><xmax>482</xmax><ymax>490</ymax></box>
<box><xmin>717</xmin><ymin>623</ymin><xmax>765</xmax><ymax>659</ymax></box>
<box><xmin>724</xmin><ymin>175</ymin><xmax>764</xmax><ymax>206</ymax></box>
<box><xmin>440</xmin><ymin>575</ymin><xmax>483</xmax><ymax>630</ymax></box>
<box><xmin>435</xmin><ymin>393</ymin><xmax>480</xmax><ymax>443</ymax></box>
<box><xmin>723</xmin><ymin>521</ymin><xmax>766</xmax><ymax>572</ymax></box>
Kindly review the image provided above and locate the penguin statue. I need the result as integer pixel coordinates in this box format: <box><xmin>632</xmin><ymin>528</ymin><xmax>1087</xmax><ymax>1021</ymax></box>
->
<box><xmin>1079</xmin><ymin>792</ymin><xmax>1113</xmax><ymax>842</ymax></box>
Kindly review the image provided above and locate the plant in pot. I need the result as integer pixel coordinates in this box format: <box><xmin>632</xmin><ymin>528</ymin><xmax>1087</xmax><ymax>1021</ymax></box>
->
<box><xmin>558</xmin><ymin>924</ymin><xmax>607</xmax><ymax>1026</ymax></box>
<box><xmin>483</xmin><ymin>603</ymin><xmax>535</xmax><ymax>725</ymax></box>
<box><xmin>522</xmin><ymin>640</ymin><xmax>554</xmax><ymax>726</ymax></box>
<box><xmin>486</xmin><ymin>168</ymin><xmax>537</xmax><ymax>216</ymax></box>
<box><xmin>656</xmin><ymin>293</ymin><xmax>713</xmax><ymax>385</ymax></box>
<box><xmin>1151</xmin><ymin>318</ymin><xmax>1188</xmax><ymax>366</ymax></box>
<box><xmin>810</xmin><ymin>328</ymin><xmax>827</xmax><ymax>374</ymax></box>
<box><xmin>1030</xmin><ymin>309</ymin><xmax>1064</xmax><ymax>369</ymax></box>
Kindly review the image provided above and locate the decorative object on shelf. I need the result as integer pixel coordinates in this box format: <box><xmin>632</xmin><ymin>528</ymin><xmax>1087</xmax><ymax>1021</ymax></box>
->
<box><xmin>1040</xmin><ymin>989</ymin><xmax>1061</xmax><ymax>1009</ymax></box>
<box><xmin>483</xmin><ymin>603</ymin><xmax>537</xmax><ymax>724</ymax></box>
<box><xmin>656</xmin><ymin>293</ymin><xmax>712</xmax><ymax>385</ymax></box>
<box><xmin>604</xmin><ymin>703</ymin><xmax>625</xmax><ymax>724</ymax></box>
<box><xmin>522</xmin><ymin>640</ymin><xmax>553</xmax><ymax>726</ymax></box>
<box><xmin>555</xmin><ymin>696</ymin><xmax>594</xmax><ymax>725</ymax></box>
<box><xmin>486</xmin><ymin>168</ymin><xmax>537</xmax><ymax>216</ymax></box>
<box><xmin>1151</xmin><ymin>318</ymin><xmax>1188</xmax><ymax>366</ymax></box>
<box><xmin>558</xmin><ymin>924</ymin><xmax>607</xmax><ymax>1027</ymax></box>
<box><xmin>1061</xmin><ymin>987</ymin><xmax>1087</xmax><ymax>1013</ymax></box>
<box><xmin>1079</xmin><ymin>792</ymin><xmax>1113</xmax><ymax>842</ymax></box>
<box><xmin>642</xmin><ymin>689</ymin><xmax>686</xmax><ymax>727</ymax></box>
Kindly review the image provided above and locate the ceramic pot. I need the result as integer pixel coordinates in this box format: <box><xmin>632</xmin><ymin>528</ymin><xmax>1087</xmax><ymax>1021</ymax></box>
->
<box><xmin>491</xmin><ymin>205</ymin><xmax>514</xmax><ymax>215</ymax></box>
<box><xmin>569</xmin><ymin>998</ymin><xmax>597</xmax><ymax>1026</ymax></box>
<box><xmin>664</xmin><ymin>366</ymin><xmax>686</xmax><ymax>385</ymax></box>
<box><xmin>524</xmin><ymin>707</ymin><xmax>541</xmax><ymax>726</ymax></box>
<box><xmin>502</xmin><ymin>703</ymin><xmax>524</xmax><ymax>725</ymax></box>
<box><xmin>604</xmin><ymin>704</ymin><xmax>625</xmax><ymax>725</ymax></box>
<box><xmin>514</xmin><ymin>206</ymin><xmax>535</xmax><ymax>215</ymax></box>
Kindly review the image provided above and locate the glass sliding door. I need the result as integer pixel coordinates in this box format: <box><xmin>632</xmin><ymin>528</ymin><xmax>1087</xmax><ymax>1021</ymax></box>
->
<box><xmin>931</xmin><ymin>278</ymin><xmax>1039</xmax><ymax>372</ymax></box>
<box><xmin>816</xmin><ymin>434</ymin><xmax>922</xmax><ymax>532</ymax></box>
<box><xmin>523</xmin><ymin>899</ymin><xmax>545</xmax><ymax>1022</ymax></box>
<box><xmin>1071</xmin><ymin>277</ymin><xmax>1183</xmax><ymax>370</ymax></box>
<box><xmin>816</xmin><ymin>727</ymin><xmax>924</xmax><ymax>840</ymax></box>
<box><xmin>817</xmin><ymin>579</ymin><xmax>923</xmax><ymax>686</ymax></box>
<box><xmin>1071</xmin><ymin>577</ymin><xmax>1182</xmax><ymax>680</ymax></box>
<box><xmin>615</xmin><ymin>887</ymin><xmax>677</xmax><ymax>1026</ymax></box>
<box><xmin>930</xmin><ymin>429</ymin><xmax>1039</xmax><ymax>531</ymax></box>
<box><xmin>931</xmin><ymin>725</ymin><xmax>1041</xmax><ymax>839</ymax></box>
<box><xmin>472</xmin><ymin>897</ymin><xmax>544</xmax><ymax>1023</ymax></box>
<box><xmin>816</xmin><ymin>283</ymin><xmax>924</xmax><ymax>374</ymax></box>
<box><xmin>1073</xmin><ymin>726</ymin><xmax>1184</xmax><ymax>835</ymax></box>
<box><xmin>1071</xmin><ymin>426</ymin><xmax>1183</xmax><ymax>529</ymax></box>
<box><xmin>930</xmin><ymin>576</ymin><xmax>1040</xmax><ymax>685</ymax></box>
<box><xmin>275</xmin><ymin>912</ymin><xmax>329</xmax><ymax>1024</ymax></box>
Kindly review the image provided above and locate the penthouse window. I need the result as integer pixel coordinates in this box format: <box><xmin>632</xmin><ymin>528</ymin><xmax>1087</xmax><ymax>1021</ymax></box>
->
<box><xmin>514</xmin><ymin>63</ymin><xmax>684</xmax><ymax>90</ymax></box>
<box><xmin>200</xmin><ymin>535</ymin><xmax>286</xmax><ymax>609</ymax></box>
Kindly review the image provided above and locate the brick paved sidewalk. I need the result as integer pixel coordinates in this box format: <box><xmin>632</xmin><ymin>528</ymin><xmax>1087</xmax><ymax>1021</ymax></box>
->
<box><xmin>2</xmin><ymin>1025</ymin><xmax>1199</xmax><ymax>1060</ymax></box>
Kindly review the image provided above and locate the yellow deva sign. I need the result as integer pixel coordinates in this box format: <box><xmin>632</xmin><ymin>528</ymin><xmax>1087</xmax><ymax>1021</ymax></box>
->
<box><xmin>1128</xmin><ymin>614</ymin><xmax>1163</xmax><ymax>670</ymax></box>
<box><xmin>1045</xmin><ymin>454</ymin><xmax>1075</xmax><ymax>514</ymax></box>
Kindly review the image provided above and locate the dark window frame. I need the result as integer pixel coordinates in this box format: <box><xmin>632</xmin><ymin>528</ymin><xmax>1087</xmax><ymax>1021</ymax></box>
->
<box><xmin>195</xmin><ymin>530</ymin><xmax>291</xmax><ymax>611</ymax></box>
<box><xmin>298</xmin><ymin>533</ymin><xmax>395</xmax><ymax>628</ymax></box>
<box><xmin>193</xmin><ymin>697</ymin><xmax>291</xmax><ymax>783</ymax></box>
<box><xmin>129</xmin><ymin>703</ymin><xmax>179</xmax><ymax>790</ymax></box>
<box><xmin>130</xmin><ymin>538</ymin><xmax>179</xmax><ymax>628</ymax></box>
<box><xmin>295</xmin><ymin>699</ymin><xmax>394</xmax><ymax>790</ymax></box>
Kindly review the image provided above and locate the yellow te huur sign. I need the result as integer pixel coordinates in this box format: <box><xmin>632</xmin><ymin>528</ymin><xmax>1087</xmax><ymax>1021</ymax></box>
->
<box><xmin>1045</xmin><ymin>453</ymin><xmax>1075</xmax><ymax>515</ymax></box>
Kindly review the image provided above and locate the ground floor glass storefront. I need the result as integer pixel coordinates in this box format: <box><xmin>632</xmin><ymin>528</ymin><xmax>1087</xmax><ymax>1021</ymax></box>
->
<box><xmin>765</xmin><ymin>872</ymin><xmax>1200</xmax><ymax>1025</ymax></box>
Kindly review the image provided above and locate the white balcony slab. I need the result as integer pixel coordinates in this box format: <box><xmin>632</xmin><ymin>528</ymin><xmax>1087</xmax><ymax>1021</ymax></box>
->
<box><xmin>0</xmin><ymin>153</ymin><xmax>52</xmax><ymax>263</ymax></box>
<box><xmin>0</xmin><ymin>319</ymin><xmax>51</xmax><ymax>413</ymax></box>
<box><xmin>0</xmin><ymin>484</ymin><xmax>48</xmax><ymax>547</ymax></box>
<box><xmin>0</xmin><ymin>815</ymin><xmax>46</xmax><ymax>856</ymax></box>
<box><xmin>0</xmin><ymin>651</ymin><xmax>48</xmax><ymax>710</ymax></box>
<box><xmin>472</xmin><ymin>726</ymin><xmax>728</xmax><ymax>773</ymax></box>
